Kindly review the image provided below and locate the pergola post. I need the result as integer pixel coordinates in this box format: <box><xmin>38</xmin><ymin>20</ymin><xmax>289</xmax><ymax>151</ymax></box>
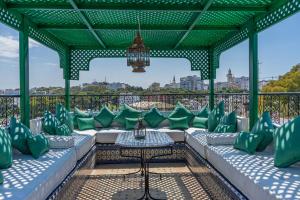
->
<box><xmin>209</xmin><ymin>49</ymin><xmax>215</xmax><ymax>110</ymax></box>
<box><xmin>64</xmin><ymin>48</ymin><xmax>71</xmax><ymax>111</ymax></box>
<box><xmin>19</xmin><ymin>15</ymin><xmax>30</xmax><ymax>127</ymax></box>
<box><xmin>249</xmin><ymin>27</ymin><xmax>259</xmax><ymax>129</ymax></box>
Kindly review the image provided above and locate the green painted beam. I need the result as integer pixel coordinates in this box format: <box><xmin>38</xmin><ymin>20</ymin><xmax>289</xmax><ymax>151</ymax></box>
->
<box><xmin>209</xmin><ymin>49</ymin><xmax>215</xmax><ymax>110</ymax></box>
<box><xmin>19</xmin><ymin>16</ymin><xmax>30</xmax><ymax>127</ymax></box>
<box><xmin>68</xmin><ymin>0</ymin><xmax>106</xmax><ymax>48</ymax></box>
<box><xmin>65</xmin><ymin>79</ymin><xmax>70</xmax><ymax>111</ymax></box>
<box><xmin>174</xmin><ymin>0</ymin><xmax>214</xmax><ymax>49</ymax></box>
<box><xmin>38</xmin><ymin>24</ymin><xmax>239</xmax><ymax>31</ymax></box>
<box><xmin>249</xmin><ymin>29</ymin><xmax>258</xmax><ymax>129</ymax></box>
<box><xmin>63</xmin><ymin>48</ymin><xmax>71</xmax><ymax>111</ymax></box>
<box><xmin>6</xmin><ymin>3</ymin><xmax>268</xmax><ymax>12</ymax></box>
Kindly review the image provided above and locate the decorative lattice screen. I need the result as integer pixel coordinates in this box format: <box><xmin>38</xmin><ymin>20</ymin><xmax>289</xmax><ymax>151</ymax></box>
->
<box><xmin>69</xmin><ymin>49</ymin><xmax>209</xmax><ymax>80</ymax></box>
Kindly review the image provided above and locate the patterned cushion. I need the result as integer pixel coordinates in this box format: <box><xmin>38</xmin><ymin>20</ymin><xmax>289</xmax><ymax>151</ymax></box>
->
<box><xmin>45</xmin><ymin>135</ymin><xmax>75</xmax><ymax>149</ymax></box>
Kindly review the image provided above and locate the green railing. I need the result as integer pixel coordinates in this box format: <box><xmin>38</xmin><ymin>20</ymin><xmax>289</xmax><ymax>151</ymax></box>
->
<box><xmin>1</xmin><ymin>93</ymin><xmax>299</xmax><ymax>126</ymax></box>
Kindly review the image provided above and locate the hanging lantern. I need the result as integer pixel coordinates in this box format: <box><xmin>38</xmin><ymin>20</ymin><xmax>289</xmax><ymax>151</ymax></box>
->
<box><xmin>127</xmin><ymin>18</ymin><xmax>150</xmax><ymax>72</ymax></box>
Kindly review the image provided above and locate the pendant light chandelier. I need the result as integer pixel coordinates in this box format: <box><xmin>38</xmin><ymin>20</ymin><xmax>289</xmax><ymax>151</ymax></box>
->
<box><xmin>127</xmin><ymin>18</ymin><xmax>150</xmax><ymax>72</ymax></box>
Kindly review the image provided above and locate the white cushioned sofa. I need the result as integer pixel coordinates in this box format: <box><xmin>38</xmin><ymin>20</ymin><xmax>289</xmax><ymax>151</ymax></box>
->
<box><xmin>1</xmin><ymin>114</ymin><xmax>300</xmax><ymax>200</ymax></box>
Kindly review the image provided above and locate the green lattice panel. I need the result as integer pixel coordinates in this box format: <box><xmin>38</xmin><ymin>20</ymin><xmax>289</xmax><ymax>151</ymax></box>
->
<box><xmin>16</xmin><ymin>9</ymin><xmax>84</xmax><ymax>25</ymax></box>
<box><xmin>48</xmin><ymin>29</ymin><xmax>97</xmax><ymax>46</ymax></box>
<box><xmin>77</xmin><ymin>0</ymin><xmax>202</xmax><ymax>7</ymax></box>
<box><xmin>70</xmin><ymin>49</ymin><xmax>209</xmax><ymax>80</ymax></box>
<box><xmin>213</xmin><ymin>27</ymin><xmax>249</xmax><ymax>56</ymax></box>
<box><xmin>97</xmin><ymin>30</ymin><xmax>184</xmax><ymax>49</ymax></box>
<box><xmin>212</xmin><ymin>0</ymin><xmax>272</xmax><ymax>6</ymax></box>
<box><xmin>4</xmin><ymin>0</ymin><xmax>67</xmax><ymax>3</ymax></box>
<box><xmin>196</xmin><ymin>11</ymin><xmax>256</xmax><ymax>26</ymax></box>
<box><xmin>0</xmin><ymin>2</ymin><xmax>21</xmax><ymax>30</ymax></box>
<box><xmin>181</xmin><ymin>30</ymin><xmax>232</xmax><ymax>47</ymax></box>
<box><xmin>85</xmin><ymin>10</ymin><xmax>195</xmax><ymax>26</ymax></box>
<box><xmin>256</xmin><ymin>0</ymin><xmax>300</xmax><ymax>32</ymax></box>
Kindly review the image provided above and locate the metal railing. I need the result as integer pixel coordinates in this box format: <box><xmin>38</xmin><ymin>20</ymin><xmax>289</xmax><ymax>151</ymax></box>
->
<box><xmin>70</xmin><ymin>93</ymin><xmax>209</xmax><ymax>112</ymax></box>
<box><xmin>0</xmin><ymin>92</ymin><xmax>299</xmax><ymax>126</ymax></box>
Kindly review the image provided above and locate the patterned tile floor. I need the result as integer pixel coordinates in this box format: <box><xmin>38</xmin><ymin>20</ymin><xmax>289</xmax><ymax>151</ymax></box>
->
<box><xmin>56</xmin><ymin>162</ymin><xmax>237</xmax><ymax>200</ymax></box>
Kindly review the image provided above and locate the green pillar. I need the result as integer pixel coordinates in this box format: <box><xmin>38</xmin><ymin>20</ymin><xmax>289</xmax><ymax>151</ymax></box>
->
<box><xmin>64</xmin><ymin>49</ymin><xmax>71</xmax><ymax>111</ymax></box>
<box><xmin>209</xmin><ymin>49</ymin><xmax>215</xmax><ymax>111</ymax></box>
<box><xmin>249</xmin><ymin>31</ymin><xmax>259</xmax><ymax>129</ymax></box>
<box><xmin>19</xmin><ymin>16</ymin><xmax>30</xmax><ymax>127</ymax></box>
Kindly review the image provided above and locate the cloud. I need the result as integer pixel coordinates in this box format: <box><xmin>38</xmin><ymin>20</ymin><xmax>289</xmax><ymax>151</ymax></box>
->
<box><xmin>0</xmin><ymin>35</ymin><xmax>41</xmax><ymax>60</ymax></box>
<box><xmin>0</xmin><ymin>35</ymin><xmax>18</xmax><ymax>59</ymax></box>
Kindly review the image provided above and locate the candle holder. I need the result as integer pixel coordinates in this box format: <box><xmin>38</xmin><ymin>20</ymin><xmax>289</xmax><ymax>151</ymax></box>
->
<box><xmin>133</xmin><ymin>118</ymin><xmax>146</xmax><ymax>140</ymax></box>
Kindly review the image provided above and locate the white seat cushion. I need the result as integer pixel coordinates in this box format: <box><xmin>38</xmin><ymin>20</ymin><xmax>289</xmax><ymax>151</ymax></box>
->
<box><xmin>185</xmin><ymin>128</ymin><xmax>209</xmax><ymax>159</ymax></box>
<box><xmin>206</xmin><ymin>133</ymin><xmax>238</xmax><ymax>145</ymax></box>
<box><xmin>0</xmin><ymin>148</ymin><xmax>77</xmax><ymax>200</ymax></box>
<box><xmin>73</xmin><ymin>129</ymin><xmax>97</xmax><ymax>137</ymax></box>
<box><xmin>96</xmin><ymin>128</ymin><xmax>128</xmax><ymax>143</ymax></box>
<box><xmin>206</xmin><ymin>145</ymin><xmax>300</xmax><ymax>200</ymax></box>
<box><xmin>72</xmin><ymin>134</ymin><xmax>95</xmax><ymax>161</ymax></box>
<box><xmin>156</xmin><ymin>127</ymin><xmax>184</xmax><ymax>142</ymax></box>
<box><xmin>45</xmin><ymin>135</ymin><xmax>75</xmax><ymax>149</ymax></box>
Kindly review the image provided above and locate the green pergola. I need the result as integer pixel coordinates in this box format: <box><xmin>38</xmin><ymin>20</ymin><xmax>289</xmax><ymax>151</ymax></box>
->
<box><xmin>0</xmin><ymin>0</ymin><xmax>299</xmax><ymax>128</ymax></box>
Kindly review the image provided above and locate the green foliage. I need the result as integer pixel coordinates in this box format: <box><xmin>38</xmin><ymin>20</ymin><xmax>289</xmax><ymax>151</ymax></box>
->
<box><xmin>262</xmin><ymin>64</ymin><xmax>300</xmax><ymax>92</ymax></box>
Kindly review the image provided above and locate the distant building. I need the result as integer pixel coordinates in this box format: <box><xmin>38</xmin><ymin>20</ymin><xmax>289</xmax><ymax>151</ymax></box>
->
<box><xmin>164</xmin><ymin>76</ymin><xmax>180</xmax><ymax>89</ymax></box>
<box><xmin>107</xmin><ymin>82</ymin><xmax>127</xmax><ymax>90</ymax></box>
<box><xmin>4</xmin><ymin>89</ymin><xmax>20</xmax><ymax>95</ymax></box>
<box><xmin>215</xmin><ymin>69</ymin><xmax>249</xmax><ymax>91</ymax></box>
<box><xmin>180</xmin><ymin>75</ymin><xmax>203</xmax><ymax>91</ymax></box>
<box><xmin>235</xmin><ymin>76</ymin><xmax>249</xmax><ymax>91</ymax></box>
<box><xmin>215</xmin><ymin>82</ymin><xmax>228</xmax><ymax>91</ymax></box>
<box><xmin>259</xmin><ymin>80</ymin><xmax>270</xmax><ymax>90</ymax></box>
<box><xmin>119</xmin><ymin>93</ymin><xmax>140</xmax><ymax>105</ymax></box>
<box><xmin>148</xmin><ymin>82</ymin><xmax>160</xmax><ymax>91</ymax></box>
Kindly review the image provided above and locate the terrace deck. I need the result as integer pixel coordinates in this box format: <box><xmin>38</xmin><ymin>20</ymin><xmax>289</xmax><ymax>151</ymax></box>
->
<box><xmin>55</xmin><ymin>163</ymin><xmax>238</xmax><ymax>200</ymax></box>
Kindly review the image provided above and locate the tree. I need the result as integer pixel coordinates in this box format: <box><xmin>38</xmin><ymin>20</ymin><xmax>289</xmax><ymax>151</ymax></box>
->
<box><xmin>262</xmin><ymin>64</ymin><xmax>300</xmax><ymax>92</ymax></box>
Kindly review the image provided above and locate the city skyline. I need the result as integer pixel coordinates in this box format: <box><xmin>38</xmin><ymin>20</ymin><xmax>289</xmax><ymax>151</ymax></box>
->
<box><xmin>0</xmin><ymin>13</ymin><xmax>299</xmax><ymax>90</ymax></box>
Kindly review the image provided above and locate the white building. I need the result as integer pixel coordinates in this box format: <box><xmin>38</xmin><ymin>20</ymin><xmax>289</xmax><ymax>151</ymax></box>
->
<box><xmin>180</xmin><ymin>75</ymin><xmax>203</xmax><ymax>91</ymax></box>
<box><xmin>235</xmin><ymin>76</ymin><xmax>249</xmax><ymax>91</ymax></box>
<box><xmin>119</xmin><ymin>93</ymin><xmax>140</xmax><ymax>105</ymax></box>
<box><xmin>259</xmin><ymin>80</ymin><xmax>270</xmax><ymax>90</ymax></box>
<box><xmin>107</xmin><ymin>82</ymin><xmax>127</xmax><ymax>90</ymax></box>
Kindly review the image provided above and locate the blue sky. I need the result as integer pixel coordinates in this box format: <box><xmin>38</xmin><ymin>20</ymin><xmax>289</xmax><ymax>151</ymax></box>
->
<box><xmin>0</xmin><ymin>13</ymin><xmax>299</xmax><ymax>90</ymax></box>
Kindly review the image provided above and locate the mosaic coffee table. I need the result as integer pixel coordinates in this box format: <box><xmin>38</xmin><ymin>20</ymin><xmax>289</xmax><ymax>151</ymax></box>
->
<box><xmin>116</xmin><ymin>131</ymin><xmax>174</xmax><ymax>200</ymax></box>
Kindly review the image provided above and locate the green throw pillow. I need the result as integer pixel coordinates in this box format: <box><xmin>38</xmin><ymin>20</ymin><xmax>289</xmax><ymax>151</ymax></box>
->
<box><xmin>251</xmin><ymin>111</ymin><xmax>274</xmax><ymax>151</ymax></box>
<box><xmin>168</xmin><ymin>117</ymin><xmax>189</xmax><ymax>130</ymax></box>
<box><xmin>114</xmin><ymin>104</ymin><xmax>141</xmax><ymax>126</ymax></box>
<box><xmin>56</xmin><ymin>104</ymin><xmax>74</xmax><ymax>131</ymax></box>
<box><xmin>168</xmin><ymin>102</ymin><xmax>194</xmax><ymax>123</ymax></box>
<box><xmin>125</xmin><ymin>118</ymin><xmax>139</xmax><ymax>130</ymax></box>
<box><xmin>42</xmin><ymin>111</ymin><xmax>59</xmax><ymax>135</ymax></box>
<box><xmin>197</xmin><ymin>104</ymin><xmax>210</xmax><ymax>118</ymax></box>
<box><xmin>94</xmin><ymin>106</ymin><xmax>115</xmax><ymax>128</ymax></box>
<box><xmin>0</xmin><ymin>171</ymin><xmax>3</xmax><ymax>184</ymax></box>
<box><xmin>73</xmin><ymin>107</ymin><xmax>91</xmax><ymax>129</ymax></box>
<box><xmin>274</xmin><ymin>116</ymin><xmax>300</xmax><ymax>168</ymax></box>
<box><xmin>208</xmin><ymin>101</ymin><xmax>225</xmax><ymax>132</ymax></box>
<box><xmin>192</xmin><ymin>117</ymin><xmax>208</xmax><ymax>129</ymax></box>
<box><xmin>214</xmin><ymin>111</ymin><xmax>237</xmax><ymax>133</ymax></box>
<box><xmin>143</xmin><ymin>107</ymin><xmax>166</xmax><ymax>128</ymax></box>
<box><xmin>234</xmin><ymin>131</ymin><xmax>264</xmax><ymax>154</ymax></box>
<box><xmin>0</xmin><ymin>128</ymin><xmax>13</xmax><ymax>169</ymax></box>
<box><xmin>55</xmin><ymin>124</ymin><xmax>72</xmax><ymax>136</ymax></box>
<box><xmin>9</xmin><ymin>117</ymin><xmax>32</xmax><ymax>154</ymax></box>
<box><xmin>27</xmin><ymin>134</ymin><xmax>49</xmax><ymax>159</ymax></box>
<box><xmin>77</xmin><ymin>117</ymin><xmax>95</xmax><ymax>131</ymax></box>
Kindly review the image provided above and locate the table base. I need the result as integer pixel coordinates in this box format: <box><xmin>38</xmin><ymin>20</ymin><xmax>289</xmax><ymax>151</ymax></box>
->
<box><xmin>119</xmin><ymin>147</ymin><xmax>173</xmax><ymax>200</ymax></box>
